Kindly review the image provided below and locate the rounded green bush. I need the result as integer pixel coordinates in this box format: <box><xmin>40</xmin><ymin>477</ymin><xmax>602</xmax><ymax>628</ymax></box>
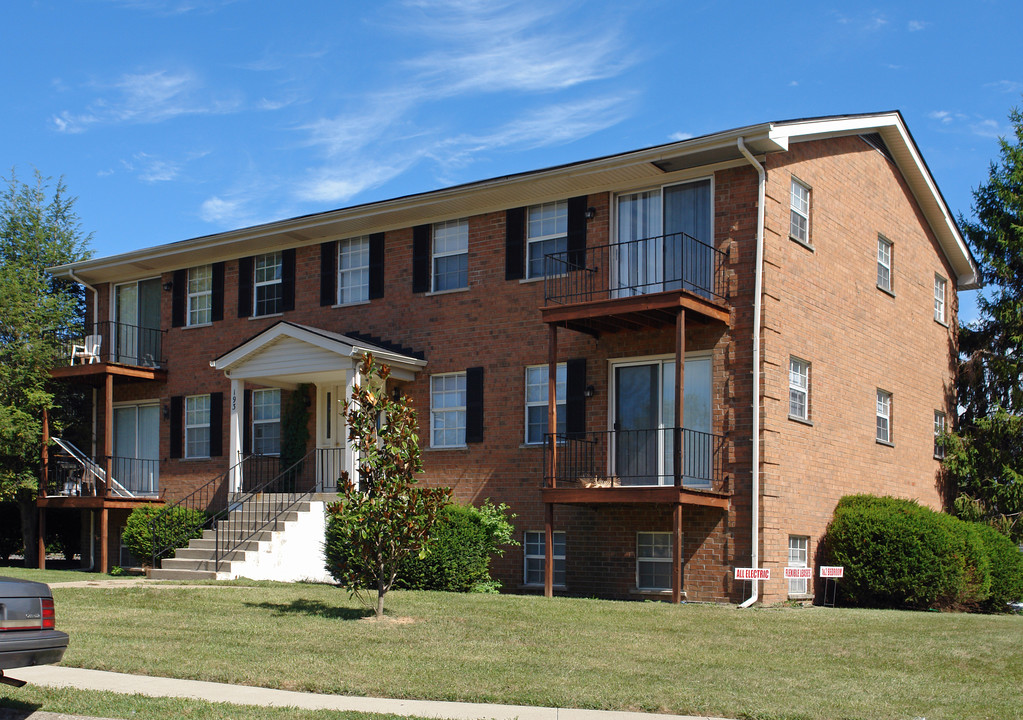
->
<box><xmin>122</xmin><ymin>505</ymin><xmax>207</xmax><ymax>566</ymax></box>
<box><xmin>973</xmin><ymin>522</ymin><xmax>1023</xmax><ymax>613</ymax></box>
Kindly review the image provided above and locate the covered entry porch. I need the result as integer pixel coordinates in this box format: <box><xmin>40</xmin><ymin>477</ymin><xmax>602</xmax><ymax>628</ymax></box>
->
<box><xmin>211</xmin><ymin>322</ymin><xmax>427</xmax><ymax>493</ymax></box>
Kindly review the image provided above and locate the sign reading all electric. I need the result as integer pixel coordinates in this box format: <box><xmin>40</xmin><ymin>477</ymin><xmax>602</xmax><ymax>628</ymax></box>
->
<box><xmin>734</xmin><ymin>568</ymin><xmax>770</xmax><ymax>580</ymax></box>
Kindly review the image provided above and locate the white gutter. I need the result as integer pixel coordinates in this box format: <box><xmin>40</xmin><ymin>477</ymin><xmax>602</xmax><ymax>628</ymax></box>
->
<box><xmin>68</xmin><ymin>268</ymin><xmax>99</xmax><ymax>327</ymax></box>
<box><xmin>736</xmin><ymin>138</ymin><xmax>765</xmax><ymax>609</ymax></box>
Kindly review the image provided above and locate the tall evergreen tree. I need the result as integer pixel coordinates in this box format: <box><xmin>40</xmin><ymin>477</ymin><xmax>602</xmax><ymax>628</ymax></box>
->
<box><xmin>947</xmin><ymin>105</ymin><xmax>1023</xmax><ymax>539</ymax></box>
<box><xmin>0</xmin><ymin>170</ymin><xmax>92</xmax><ymax>562</ymax></box>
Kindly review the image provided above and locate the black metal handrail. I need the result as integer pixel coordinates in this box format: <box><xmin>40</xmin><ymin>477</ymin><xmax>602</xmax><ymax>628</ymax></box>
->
<box><xmin>53</xmin><ymin>321</ymin><xmax>167</xmax><ymax>368</ymax></box>
<box><xmin>542</xmin><ymin>427</ymin><xmax>726</xmax><ymax>492</ymax></box>
<box><xmin>44</xmin><ymin>452</ymin><xmax>160</xmax><ymax>497</ymax></box>
<box><xmin>543</xmin><ymin>232</ymin><xmax>727</xmax><ymax>306</ymax></box>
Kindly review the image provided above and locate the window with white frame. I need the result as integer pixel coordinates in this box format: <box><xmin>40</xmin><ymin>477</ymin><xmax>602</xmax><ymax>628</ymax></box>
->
<box><xmin>525</xmin><ymin>364</ymin><xmax>566</xmax><ymax>444</ymax></box>
<box><xmin>252</xmin><ymin>388</ymin><xmax>281</xmax><ymax>455</ymax></box>
<box><xmin>934</xmin><ymin>274</ymin><xmax>947</xmax><ymax>323</ymax></box>
<box><xmin>877</xmin><ymin>236</ymin><xmax>892</xmax><ymax>292</ymax></box>
<box><xmin>876</xmin><ymin>389</ymin><xmax>892</xmax><ymax>444</ymax></box>
<box><xmin>431</xmin><ymin>373</ymin><xmax>466</xmax><ymax>447</ymax></box>
<box><xmin>788</xmin><ymin>535</ymin><xmax>809</xmax><ymax>595</ymax></box>
<box><xmin>523</xmin><ymin>531</ymin><xmax>565</xmax><ymax>586</ymax></box>
<box><xmin>432</xmin><ymin>219</ymin><xmax>469</xmax><ymax>292</ymax></box>
<box><xmin>184</xmin><ymin>394</ymin><xmax>211</xmax><ymax>458</ymax></box>
<box><xmin>338</xmin><ymin>236</ymin><xmax>370</xmax><ymax>304</ymax></box>
<box><xmin>526</xmin><ymin>201</ymin><xmax>568</xmax><ymax>279</ymax></box>
<box><xmin>934</xmin><ymin>410</ymin><xmax>947</xmax><ymax>459</ymax></box>
<box><xmin>789</xmin><ymin>357</ymin><xmax>810</xmax><ymax>421</ymax></box>
<box><xmin>790</xmin><ymin>178</ymin><xmax>811</xmax><ymax>245</ymax></box>
<box><xmin>253</xmin><ymin>252</ymin><xmax>283</xmax><ymax>316</ymax></box>
<box><xmin>636</xmin><ymin>532</ymin><xmax>674</xmax><ymax>591</ymax></box>
<box><xmin>187</xmin><ymin>265</ymin><xmax>213</xmax><ymax>326</ymax></box>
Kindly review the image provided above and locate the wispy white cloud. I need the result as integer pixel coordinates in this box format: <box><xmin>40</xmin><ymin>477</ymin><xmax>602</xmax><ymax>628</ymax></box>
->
<box><xmin>295</xmin><ymin>159</ymin><xmax>422</xmax><ymax>204</ymax></box>
<box><xmin>669</xmin><ymin>132</ymin><xmax>694</xmax><ymax>142</ymax></box>
<box><xmin>52</xmin><ymin>70</ymin><xmax>242</xmax><ymax>133</ymax></box>
<box><xmin>200</xmin><ymin>195</ymin><xmax>248</xmax><ymax>225</ymax></box>
<box><xmin>104</xmin><ymin>0</ymin><xmax>241</xmax><ymax>17</ymax></box>
<box><xmin>929</xmin><ymin>110</ymin><xmax>1006</xmax><ymax>138</ymax></box>
<box><xmin>907</xmin><ymin>20</ymin><xmax>927</xmax><ymax>32</ymax></box>
<box><xmin>985</xmin><ymin>80</ymin><xmax>1023</xmax><ymax>94</ymax></box>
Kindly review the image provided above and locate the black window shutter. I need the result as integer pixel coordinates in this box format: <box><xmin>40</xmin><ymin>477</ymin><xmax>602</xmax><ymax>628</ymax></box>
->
<box><xmin>505</xmin><ymin>207</ymin><xmax>525</xmax><ymax>280</ymax></box>
<box><xmin>238</xmin><ymin>256</ymin><xmax>254</xmax><ymax>318</ymax></box>
<box><xmin>567</xmin><ymin>195</ymin><xmax>588</xmax><ymax>267</ymax></box>
<box><xmin>169</xmin><ymin>395</ymin><xmax>183</xmax><ymax>459</ymax></box>
<box><xmin>320</xmin><ymin>241</ymin><xmax>337</xmax><ymax>306</ymax></box>
<box><xmin>281</xmin><ymin>249</ymin><xmax>296</xmax><ymax>312</ymax></box>
<box><xmin>465</xmin><ymin>366</ymin><xmax>484</xmax><ymax>443</ymax></box>
<box><xmin>211</xmin><ymin>262</ymin><xmax>225</xmax><ymax>322</ymax></box>
<box><xmin>243</xmin><ymin>389</ymin><xmax>252</xmax><ymax>455</ymax></box>
<box><xmin>412</xmin><ymin>224</ymin><xmax>432</xmax><ymax>294</ymax></box>
<box><xmin>566</xmin><ymin>358</ymin><xmax>587</xmax><ymax>436</ymax></box>
<box><xmin>171</xmin><ymin>270</ymin><xmax>186</xmax><ymax>328</ymax></box>
<box><xmin>369</xmin><ymin>232</ymin><xmax>385</xmax><ymax>299</ymax></box>
<box><xmin>209</xmin><ymin>392</ymin><xmax>223</xmax><ymax>457</ymax></box>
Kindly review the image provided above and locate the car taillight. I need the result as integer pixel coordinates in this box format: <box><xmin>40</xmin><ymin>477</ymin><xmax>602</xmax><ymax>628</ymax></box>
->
<box><xmin>41</xmin><ymin>598</ymin><xmax>56</xmax><ymax>630</ymax></box>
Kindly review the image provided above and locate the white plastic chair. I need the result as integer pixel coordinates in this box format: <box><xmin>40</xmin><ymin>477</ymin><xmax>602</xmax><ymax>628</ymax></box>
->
<box><xmin>70</xmin><ymin>334</ymin><xmax>102</xmax><ymax>364</ymax></box>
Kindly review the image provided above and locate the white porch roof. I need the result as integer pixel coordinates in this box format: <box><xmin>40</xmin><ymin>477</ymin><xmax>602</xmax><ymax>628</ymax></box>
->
<box><xmin>210</xmin><ymin>321</ymin><xmax>427</xmax><ymax>387</ymax></box>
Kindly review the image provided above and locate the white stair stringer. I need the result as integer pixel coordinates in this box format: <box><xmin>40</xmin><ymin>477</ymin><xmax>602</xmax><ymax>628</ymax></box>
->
<box><xmin>150</xmin><ymin>495</ymin><xmax>333</xmax><ymax>583</ymax></box>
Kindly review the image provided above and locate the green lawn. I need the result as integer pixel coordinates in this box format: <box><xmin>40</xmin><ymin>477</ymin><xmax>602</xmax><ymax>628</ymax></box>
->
<box><xmin>0</xmin><ymin>565</ymin><xmax>118</xmax><ymax>585</ymax></box>
<box><xmin>10</xmin><ymin>572</ymin><xmax>1023</xmax><ymax>720</ymax></box>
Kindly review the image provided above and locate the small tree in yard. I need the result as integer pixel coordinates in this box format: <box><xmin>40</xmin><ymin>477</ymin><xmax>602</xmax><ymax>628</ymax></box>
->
<box><xmin>324</xmin><ymin>355</ymin><xmax>450</xmax><ymax>618</ymax></box>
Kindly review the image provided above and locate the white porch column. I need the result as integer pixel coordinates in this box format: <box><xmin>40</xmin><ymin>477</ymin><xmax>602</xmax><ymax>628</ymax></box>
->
<box><xmin>229</xmin><ymin>377</ymin><xmax>244</xmax><ymax>493</ymax></box>
<box><xmin>345</xmin><ymin>361</ymin><xmax>360</xmax><ymax>491</ymax></box>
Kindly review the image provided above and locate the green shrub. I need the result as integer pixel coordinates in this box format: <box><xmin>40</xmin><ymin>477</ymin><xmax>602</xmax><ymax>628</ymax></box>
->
<box><xmin>973</xmin><ymin>523</ymin><xmax>1023</xmax><ymax>612</ymax></box>
<box><xmin>825</xmin><ymin>495</ymin><xmax>987</xmax><ymax>611</ymax></box>
<box><xmin>122</xmin><ymin>505</ymin><xmax>206</xmax><ymax>566</ymax></box>
<box><xmin>397</xmin><ymin>500</ymin><xmax>517</xmax><ymax>593</ymax></box>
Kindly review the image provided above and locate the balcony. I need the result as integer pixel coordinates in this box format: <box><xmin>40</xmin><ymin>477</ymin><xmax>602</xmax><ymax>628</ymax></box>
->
<box><xmin>541</xmin><ymin>428</ymin><xmax>730</xmax><ymax>508</ymax></box>
<box><xmin>541</xmin><ymin>233</ymin><xmax>730</xmax><ymax>334</ymax></box>
<box><xmin>50</xmin><ymin>321</ymin><xmax>167</xmax><ymax>381</ymax></box>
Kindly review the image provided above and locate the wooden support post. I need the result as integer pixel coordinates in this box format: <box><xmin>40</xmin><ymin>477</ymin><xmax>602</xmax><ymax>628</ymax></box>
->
<box><xmin>547</xmin><ymin>323</ymin><xmax>558</xmax><ymax>488</ymax></box>
<box><xmin>40</xmin><ymin>406</ymin><xmax>49</xmax><ymax>499</ymax></box>
<box><xmin>99</xmin><ymin>506</ymin><xmax>109</xmax><ymax>574</ymax></box>
<box><xmin>544</xmin><ymin>503</ymin><xmax>554</xmax><ymax>598</ymax></box>
<box><xmin>674</xmin><ymin>309</ymin><xmax>685</xmax><ymax>488</ymax></box>
<box><xmin>672</xmin><ymin>503</ymin><xmax>683</xmax><ymax>604</ymax></box>
<box><xmin>37</xmin><ymin>508</ymin><xmax>46</xmax><ymax>570</ymax></box>
<box><xmin>102</xmin><ymin>373</ymin><xmax>113</xmax><ymax>498</ymax></box>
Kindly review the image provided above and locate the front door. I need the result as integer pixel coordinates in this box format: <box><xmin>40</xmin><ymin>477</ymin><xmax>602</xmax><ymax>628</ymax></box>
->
<box><xmin>316</xmin><ymin>383</ymin><xmax>348</xmax><ymax>492</ymax></box>
<box><xmin>613</xmin><ymin>356</ymin><xmax>712</xmax><ymax>487</ymax></box>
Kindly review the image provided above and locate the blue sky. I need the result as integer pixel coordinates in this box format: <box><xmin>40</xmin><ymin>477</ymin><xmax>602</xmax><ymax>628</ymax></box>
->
<box><xmin>3</xmin><ymin>1</ymin><xmax>1021</xmax><ymax>323</ymax></box>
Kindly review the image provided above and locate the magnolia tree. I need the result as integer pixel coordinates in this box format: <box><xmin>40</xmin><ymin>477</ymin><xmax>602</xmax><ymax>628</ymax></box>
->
<box><xmin>324</xmin><ymin>355</ymin><xmax>450</xmax><ymax>618</ymax></box>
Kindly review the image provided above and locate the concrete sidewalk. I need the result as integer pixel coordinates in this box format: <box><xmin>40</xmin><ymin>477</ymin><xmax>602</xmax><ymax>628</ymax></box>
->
<box><xmin>12</xmin><ymin>666</ymin><xmax>733</xmax><ymax>720</ymax></box>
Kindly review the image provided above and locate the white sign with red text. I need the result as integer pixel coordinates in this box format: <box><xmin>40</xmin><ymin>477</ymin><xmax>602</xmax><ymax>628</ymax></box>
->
<box><xmin>734</xmin><ymin>568</ymin><xmax>770</xmax><ymax>581</ymax></box>
<box><xmin>819</xmin><ymin>566</ymin><xmax>844</xmax><ymax>578</ymax></box>
<box><xmin>783</xmin><ymin>567</ymin><xmax>813</xmax><ymax>580</ymax></box>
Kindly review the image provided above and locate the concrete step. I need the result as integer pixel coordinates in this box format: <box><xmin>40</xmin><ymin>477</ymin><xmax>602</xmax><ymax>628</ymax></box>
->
<box><xmin>172</xmin><ymin>547</ymin><xmax>249</xmax><ymax>562</ymax></box>
<box><xmin>148</xmin><ymin>568</ymin><xmax>218</xmax><ymax>581</ymax></box>
<box><xmin>224</xmin><ymin>510</ymin><xmax>302</xmax><ymax>525</ymax></box>
<box><xmin>188</xmin><ymin>538</ymin><xmax>264</xmax><ymax>553</ymax></box>
<box><xmin>199</xmin><ymin>529</ymin><xmax>273</xmax><ymax>544</ymax></box>
<box><xmin>160</xmin><ymin>557</ymin><xmax>236</xmax><ymax>573</ymax></box>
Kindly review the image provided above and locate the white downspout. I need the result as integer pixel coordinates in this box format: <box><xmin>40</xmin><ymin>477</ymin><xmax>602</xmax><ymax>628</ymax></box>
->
<box><xmin>737</xmin><ymin>137</ymin><xmax>765</xmax><ymax>609</ymax></box>
<box><xmin>68</xmin><ymin>269</ymin><xmax>99</xmax><ymax>328</ymax></box>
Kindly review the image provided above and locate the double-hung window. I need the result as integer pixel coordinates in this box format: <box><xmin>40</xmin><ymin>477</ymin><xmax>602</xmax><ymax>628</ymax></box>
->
<box><xmin>790</xmin><ymin>178</ymin><xmax>811</xmax><ymax>246</ymax></box>
<box><xmin>526</xmin><ymin>201</ymin><xmax>567</xmax><ymax>278</ymax></box>
<box><xmin>877</xmin><ymin>236</ymin><xmax>893</xmax><ymax>293</ymax></box>
<box><xmin>876</xmin><ymin>389</ymin><xmax>892</xmax><ymax>444</ymax></box>
<box><xmin>523</xmin><ymin>531</ymin><xmax>565</xmax><ymax>586</ymax></box>
<box><xmin>338</xmin><ymin>236</ymin><xmax>370</xmax><ymax>304</ymax></box>
<box><xmin>253</xmin><ymin>252</ymin><xmax>283</xmax><ymax>316</ymax></box>
<box><xmin>184</xmin><ymin>395</ymin><xmax>211</xmax><ymax>458</ymax></box>
<box><xmin>187</xmin><ymin>265</ymin><xmax>212</xmax><ymax>326</ymax></box>
<box><xmin>431</xmin><ymin>373</ymin><xmax>466</xmax><ymax>447</ymax></box>
<box><xmin>432</xmin><ymin>219</ymin><xmax>468</xmax><ymax>292</ymax></box>
<box><xmin>934</xmin><ymin>410</ymin><xmax>947</xmax><ymax>459</ymax></box>
<box><xmin>636</xmin><ymin>532</ymin><xmax>673</xmax><ymax>591</ymax></box>
<box><xmin>525</xmin><ymin>364</ymin><xmax>566</xmax><ymax>444</ymax></box>
<box><xmin>788</xmin><ymin>536</ymin><xmax>809</xmax><ymax>595</ymax></box>
<box><xmin>789</xmin><ymin>357</ymin><xmax>810</xmax><ymax>421</ymax></box>
<box><xmin>252</xmin><ymin>388</ymin><xmax>281</xmax><ymax>455</ymax></box>
<box><xmin>934</xmin><ymin>274</ymin><xmax>947</xmax><ymax>323</ymax></box>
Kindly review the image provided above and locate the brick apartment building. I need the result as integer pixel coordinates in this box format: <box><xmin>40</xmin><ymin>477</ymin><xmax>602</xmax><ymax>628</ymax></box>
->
<box><xmin>40</xmin><ymin>111</ymin><xmax>977</xmax><ymax>604</ymax></box>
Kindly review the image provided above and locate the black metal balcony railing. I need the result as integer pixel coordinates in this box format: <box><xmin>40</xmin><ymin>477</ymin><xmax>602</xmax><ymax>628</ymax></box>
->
<box><xmin>52</xmin><ymin>321</ymin><xmax>167</xmax><ymax>368</ymax></box>
<box><xmin>45</xmin><ymin>453</ymin><xmax>161</xmax><ymax>497</ymax></box>
<box><xmin>544</xmin><ymin>232</ymin><xmax>727</xmax><ymax>306</ymax></box>
<box><xmin>542</xmin><ymin>428</ymin><xmax>726</xmax><ymax>492</ymax></box>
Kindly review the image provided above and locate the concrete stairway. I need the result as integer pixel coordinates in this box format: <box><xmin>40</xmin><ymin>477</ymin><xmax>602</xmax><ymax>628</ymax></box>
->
<box><xmin>149</xmin><ymin>495</ymin><xmax>315</xmax><ymax>581</ymax></box>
